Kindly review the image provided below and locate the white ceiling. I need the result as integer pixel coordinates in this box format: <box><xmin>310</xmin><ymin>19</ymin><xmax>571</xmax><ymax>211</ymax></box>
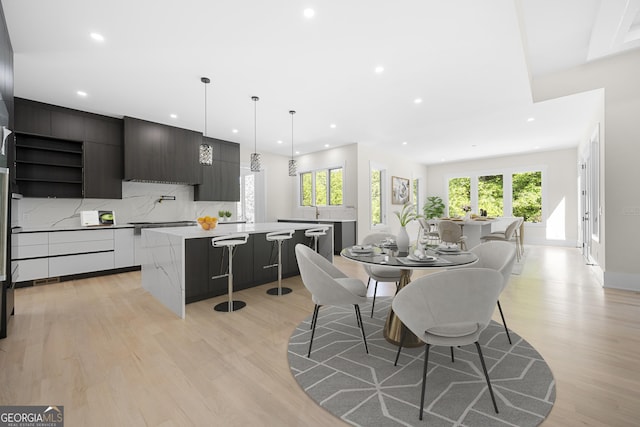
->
<box><xmin>2</xmin><ymin>0</ymin><xmax>638</xmax><ymax>165</ymax></box>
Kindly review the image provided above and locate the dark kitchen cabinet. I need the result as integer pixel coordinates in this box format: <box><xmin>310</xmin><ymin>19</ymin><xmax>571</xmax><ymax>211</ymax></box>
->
<box><xmin>124</xmin><ymin>116</ymin><xmax>201</xmax><ymax>185</ymax></box>
<box><xmin>14</xmin><ymin>133</ymin><xmax>84</xmax><ymax>198</ymax></box>
<box><xmin>84</xmin><ymin>142</ymin><xmax>122</xmax><ymax>199</ymax></box>
<box><xmin>194</xmin><ymin>137</ymin><xmax>240</xmax><ymax>201</ymax></box>
<box><xmin>14</xmin><ymin>98</ymin><xmax>124</xmax><ymax>199</ymax></box>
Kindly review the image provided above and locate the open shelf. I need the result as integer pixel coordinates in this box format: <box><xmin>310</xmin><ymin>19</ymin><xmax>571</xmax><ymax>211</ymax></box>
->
<box><xmin>15</xmin><ymin>132</ymin><xmax>84</xmax><ymax>198</ymax></box>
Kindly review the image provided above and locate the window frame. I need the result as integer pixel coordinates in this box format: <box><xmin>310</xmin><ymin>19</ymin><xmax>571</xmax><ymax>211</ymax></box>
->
<box><xmin>370</xmin><ymin>161</ymin><xmax>388</xmax><ymax>229</ymax></box>
<box><xmin>445</xmin><ymin>166</ymin><xmax>546</xmax><ymax>224</ymax></box>
<box><xmin>298</xmin><ymin>165</ymin><xmax>344</xmax><ymax>207</ymax></box>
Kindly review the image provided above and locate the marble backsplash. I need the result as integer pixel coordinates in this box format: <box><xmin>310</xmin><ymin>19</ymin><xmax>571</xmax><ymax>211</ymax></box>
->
<box><xmin>13</xmin><ymin>181</ymin><xmax>239</xmax><ymax>229</ymax></box>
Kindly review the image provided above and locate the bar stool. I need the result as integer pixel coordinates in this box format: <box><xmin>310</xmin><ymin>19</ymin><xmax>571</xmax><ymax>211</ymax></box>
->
<box><xmin>305</xmin><ymin>226</ymin><xmax>330</xmax><ymax>253</ymax></box>
<box><xmin>265</xmin><ymin>230</ymin><xmax>295</xmax><ymax>296</ymax></box>
<box><xmin>211</xmin><ymin>233</ymin><xmax>249</xmax><ymax>313</ymax></box>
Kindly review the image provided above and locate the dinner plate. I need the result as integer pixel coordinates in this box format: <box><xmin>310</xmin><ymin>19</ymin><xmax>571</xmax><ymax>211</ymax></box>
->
<box><xmin>438</xmin><ymin>246</ymin><xmax>460</xmax><ymax>252</ymax></box>
<box><xmin>407</xmin><ymin>254</ymin><xmax>437</xmax><ymax>262</ymax></box>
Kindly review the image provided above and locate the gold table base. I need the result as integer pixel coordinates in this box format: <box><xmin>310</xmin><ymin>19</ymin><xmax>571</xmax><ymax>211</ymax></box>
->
<box><xmin>383</xmin><ymin>269</ymin><xmax>423</xmax><ymax>347</ymax></box>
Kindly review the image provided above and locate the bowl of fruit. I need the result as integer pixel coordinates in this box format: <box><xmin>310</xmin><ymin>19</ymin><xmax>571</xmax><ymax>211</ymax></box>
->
<box><xmin>197</xmin><ymin>216</ymin><xmax>218</xmax><ymax>230</ymax></box>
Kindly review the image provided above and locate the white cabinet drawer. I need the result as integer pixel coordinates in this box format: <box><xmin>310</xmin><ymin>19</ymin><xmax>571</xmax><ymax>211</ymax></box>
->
<box><xmin>48</xmin><ymin>229</ymin><xmax>114</xmax><ymax>256</ymax></box>
<box><xmin>12</xmin><ymin>232</ymin><xmax>49</xmax><ymax>260</ymax></box>
<box><xmin>48</xmin><ymin>229</ymin><xmax>114</xmax><ymax>244</ymax></box>
<box><xmin>49</xmin><ymin>252</ymin><xmax>115</xmax><ymax>277</ymax></box>
<box><xmin>12</xmin><ymin>259</ymin><xmax>49</xmax><ymax>282</ymax></box>
<box><xmin>13</xmin><ymin>232</ymin><xmax>49</xmax><ymax>246</ymax></box>
<box><xmin>49</xmin><ymin>239</ymin><xmax>114</xmax><ymax>256</ymax></box>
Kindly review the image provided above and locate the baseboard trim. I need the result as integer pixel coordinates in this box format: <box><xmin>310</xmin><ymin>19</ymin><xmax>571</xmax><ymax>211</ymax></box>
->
<box><xmin>603</xmin><ymin>271</ymin><xmax>640</xmax><ymax>291</ymax></box>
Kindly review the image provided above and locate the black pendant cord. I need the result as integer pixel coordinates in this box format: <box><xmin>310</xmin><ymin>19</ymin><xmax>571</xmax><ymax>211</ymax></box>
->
<box><xmin>290</xmin><ymin>110</ymin><xmax>296</xmax><ymax>160</ymax></box>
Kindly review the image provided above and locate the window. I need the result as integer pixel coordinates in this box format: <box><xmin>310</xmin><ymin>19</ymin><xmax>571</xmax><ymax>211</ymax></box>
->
<box><xmin>413</xmin><ymin>178</ymin><xmax>420</xmax><ymax>214</ymax></box>
<box><xmin>329</xmin><ymin>168</ymin><xmax>343</xmax><ymax>205</ymax></box>
<box><xmin>299</xmin><ymin>167</ymin><xmax>343</xmax><ymax>206</ymax></box>
<box><xmin>512</xmin><ymin>171</ymin><xmax>542</xmax><ymax>222</ymax></box>
<box><xmin>371</xmin><ymin>168</ymin><xmax>382</xmax><ymax>225</ymax></box>
<box><xmin>447</xmin><ymin>169</ymin><xmax>543</xmax><ymax>222</ymax></box>
<box><xmin>448</xmin><ymin>177</ymin><xmax>470</xmax><ymax>217</ymax></box>
<box><xmin>478</xmin><ymin>174</ymin><xmax>503</xmax><ymax>217</ymax></box>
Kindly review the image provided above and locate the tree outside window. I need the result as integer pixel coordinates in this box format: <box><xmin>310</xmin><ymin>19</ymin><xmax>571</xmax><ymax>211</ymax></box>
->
<box><xmin>513</xmin><ymin>171</ymin><xmax>542</xmax><ymax>222</ymax></box>
<box><xmin>329</xmin><ymin>168</ymin><xmax>343</xmax><ymax>205</ymax></box>
<box><xmin>371</xmin><ymin>168</ymin><xmax>382</xmax><ymax>225</ymax></box>
<box><xmin>478</xmin><ymin>174</ymin><xmax>503</xmax><ymax>217</ymax></box>
<box><xmin>299</xmin><ymin>167</ymin><xmax>343</xmax><ymax>206</ymax></box>
<box><xmin>448</xmin><ymin>177</ymin><xmax>470</xmax><ymax>217</ymax></box>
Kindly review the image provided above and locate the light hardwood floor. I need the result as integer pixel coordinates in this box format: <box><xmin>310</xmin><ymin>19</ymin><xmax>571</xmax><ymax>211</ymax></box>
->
<box><xmin>1</xmin><ymin>245</ymin><xmax>639</xmax><ymax>426</ymax></box>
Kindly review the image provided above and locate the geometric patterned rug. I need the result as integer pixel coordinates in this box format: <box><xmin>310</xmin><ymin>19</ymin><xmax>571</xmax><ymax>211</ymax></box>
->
<box><xmin>288</xmin><ymin>298</ymin><xmax>555</xmax><ymax>427</ymax></box>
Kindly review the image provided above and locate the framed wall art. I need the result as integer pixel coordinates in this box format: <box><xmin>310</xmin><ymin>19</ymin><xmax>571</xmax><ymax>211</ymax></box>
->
<box><xmin>391</xmin><ymin>176</ymin><xmax>410</xmax><ymax>205</ymax></box>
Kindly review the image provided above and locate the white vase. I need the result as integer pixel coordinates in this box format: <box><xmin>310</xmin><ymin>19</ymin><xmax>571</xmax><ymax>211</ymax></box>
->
<box><xmin>465</xmin><ymin>212</ymin><xmax>471</xmax><ymax>220</ymax></box>
<box><xmin>397</xmin><ymin>226</ymin><xmax>410</xmax><ymax>253</ymax></box>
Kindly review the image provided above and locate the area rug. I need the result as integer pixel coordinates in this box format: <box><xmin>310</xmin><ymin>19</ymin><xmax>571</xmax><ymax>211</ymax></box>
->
<box><xmin>288</xmin><ymin>298</ymin><xmax>555</xmax><ymax>427</ymax></box>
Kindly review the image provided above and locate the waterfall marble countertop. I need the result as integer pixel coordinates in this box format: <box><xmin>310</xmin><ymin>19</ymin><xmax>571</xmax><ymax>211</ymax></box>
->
<box><xmin>141</xmin><ymin>221</ymin><xmax>333</xmax><ymax>238</ymax></box>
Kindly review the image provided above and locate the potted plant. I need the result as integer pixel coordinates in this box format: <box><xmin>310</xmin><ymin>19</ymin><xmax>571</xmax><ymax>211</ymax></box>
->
<box><xmin>423</xmin><ymin>196</ymin><xmax>445</xmax><ymax>219</ymax></box>
<box><xmin>224</xmin><ymin>210</ymin><xmax>232</xmax><ymax>221</ymax></box>
<box><xmin>218</xmin><ymin>210</ymin><xmax>226</xmax><ymax>221</ymax></box>
<box><xmin>394</xmin><ymin>202</ymin><xmax>419</xmax><ymax>252</ymax></box>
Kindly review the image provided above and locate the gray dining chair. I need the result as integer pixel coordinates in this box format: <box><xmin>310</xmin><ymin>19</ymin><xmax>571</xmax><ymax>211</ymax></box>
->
<box><xmin>392</xmin><ymin>268</ymin><xmax>503</xmax><ymax>420</ymax></box>
<box><xmin>295</xmin><ymin>244</ymin><xmax>369</xmax><ymax>358</ymax></box>
<box><xmin>481</xmin><ymin>218</ymin><xmax>522</xmax><ymax>261</ymax></box>
<box><xmin>438</xmin><ymin>220</ymin><xmax>468</xmax><ymax>250</ymax></box>
<box><xmin>466</xmin><ymin>241</ymin><xmax>517</xmax><ymax>344</ymax></box>
<box><xmin>417</xmin><ymin>218</ymin><xmax>440</xmax><ymax>245</ymax></box>
<box><xmin>361</xmin><ymin>232</ymin><xmax>409</xmax><ymax>318</ymax></box>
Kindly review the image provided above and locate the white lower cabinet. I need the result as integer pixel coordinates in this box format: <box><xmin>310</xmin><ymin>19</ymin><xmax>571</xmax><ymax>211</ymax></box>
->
<box><xmin>114</xmin><ymin>229</ymin><xmax>135</xmax><ymax>268</ymax></box>
<box><xmin>49</xmin><ymin>252</ymin><xmax>115</xmax><ymax>277</ymax></box>
<box><xmin>12</xmin><ymin>227</ymin><xmax>135</xmax><ymax>283</ymax></box>
<box><xmin>11</xmin><ymin>258</ymin><xmax>48</xmax><ymax>282</ymax></box>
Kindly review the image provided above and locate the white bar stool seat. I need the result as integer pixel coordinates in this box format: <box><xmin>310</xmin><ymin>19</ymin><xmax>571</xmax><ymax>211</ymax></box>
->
<box><xmin>305</xmin><ymin>226</ymin><xmax>330</xmax><ymax>253</ymax></box>
<box><xmin>211</xmin><ymin>233</ymin><xmax>249</xmax><ymax>312</ymax></box>
<box><xmin>265</xmin><ymin>230</ymin><xmax>295</xmax><ymax>296</ymax></box>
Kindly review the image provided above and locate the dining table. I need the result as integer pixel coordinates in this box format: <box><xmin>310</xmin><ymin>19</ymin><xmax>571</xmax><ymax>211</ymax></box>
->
<box><xmin>432</xmin><ymin>217</ymin><xmax>497</xmax><ymax>248</ymax></box>
<box><xmin>340</xmin><ymin>243</ymin><xmax>478</xmax><ymax>347</ymax></box>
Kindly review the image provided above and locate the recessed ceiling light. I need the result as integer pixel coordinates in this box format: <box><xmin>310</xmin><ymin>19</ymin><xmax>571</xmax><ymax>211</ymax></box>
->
<box><xmin>414</xmin><ymin>98</ymin><xmax>422</xmax><ymax>104</ymax></box>
<box><xmin>76</xmin><ymin>91</ymin><xmax>87</xmax><ymax>97</ymax></box>
<box><xmin>90</xmin><ymin>32</ymin><xmax>104</xmax><ymax>42</ymax></box>
<box><xmin>295</xmin><ymin>151</ymin><xmax>300</xmax><ymax>155</ymax></box>
<box><xmin>277</xmin><ymin>140</ymin><xmax>283</xmax><ymax>144</ymax></box>
<box><xmin>402</xmin><ymin>141</ymin><xmax>407</xmax><ymax>145</ymax></box>
<box><xmin>170</xmin><ymin>114</ymin><xmax>177</xmax><ymax>119</ymax></box>
<box><xmin>324</xmin><ymin>144</ymin><xmax>330</xmax><ymax>148</ymax></box>
<box><xmin>330</xmin><ymin>124</ymin><xmax>336</xmax><ymax>128</ymax></box>
<box><xmin>527</xmin><ymin>117</ymin><xmax>535</xmax><ymax>122</ymax></box>
<box><xmin>534</xmin><ymin>145</ymin><xmax>541</xmax><ymax>149</ymax></box>
<box><xmin>440</xmin><ymin>158</ymin><xmax>446</xmax><ymax>162</ymax></box>
<box><xmin>375</xmin><ymin>66</ymin><xmax>384</xmax><ymax>74</ymax></box>
<box><xmin>232</xmin><ymin>129</ymin><xmax>238</xmax><ymax>133</ymax></box>
<box><xmin>303</xmin><ymin>8</ymin><xmax>315</xmax><ymax>18</ymax></box>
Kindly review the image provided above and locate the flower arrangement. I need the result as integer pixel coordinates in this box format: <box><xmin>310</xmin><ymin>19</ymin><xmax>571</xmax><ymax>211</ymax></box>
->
<box><xmin>394</xmin><ymin>202</ymin><xmax>419</xmax><ymax>227</ymax></box>
<box><xmin>461</xmin><ymin>204</ymin><xmax>472</xmax><ymax>213</ymax></box>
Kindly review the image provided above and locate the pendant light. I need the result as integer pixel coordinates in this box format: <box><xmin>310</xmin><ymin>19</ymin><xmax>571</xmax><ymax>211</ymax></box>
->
<box><xmin>250</xmin><ymin>96</ymin><xmax>261</xmax><ymax>172</ymax></box>
<box><xmin>199</xmin><ymin>77</ymin><xmax>213</xmax><ymax>166</ymax></box>
<box><xmin>288</xmin><ymin>110</ymin><xmax>297</xmax><ymax>176</ymax></box>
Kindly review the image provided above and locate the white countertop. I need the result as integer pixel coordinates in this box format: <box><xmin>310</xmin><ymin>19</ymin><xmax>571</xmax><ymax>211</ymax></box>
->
<box><xmin>14</xmin><ymin>224</ymin><xmax>134</xmax><ymax>233</ymax></box>
<box><xmin>143</xmin><ymin>222</ymin><xmax>334</xmax><ymax>239</ymax></box>
<box><xmin>278</xmin><ymin>218</ymin><xmax>356</xmax><ymax>223</ymax></box>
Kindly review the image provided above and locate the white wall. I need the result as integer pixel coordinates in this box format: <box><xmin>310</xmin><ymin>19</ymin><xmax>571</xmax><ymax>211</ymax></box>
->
<box><xmin>356</xmin><ymin>144</ymin><xmax>428</xmax><ymax>244</ymax></box>
<box><xmin>425</xmin><ymin>148</ymin><xmax>579</xmax><ymax>247</ymax></box>
<box><xmin>292</xmin><ymin>144</ymin><xmax>358</xmax><ymax>221</ymax></box>
<box><xmin>532</xmin><ymin>49</ymin><xmax>640</xmax><ymax>290</ymax></box>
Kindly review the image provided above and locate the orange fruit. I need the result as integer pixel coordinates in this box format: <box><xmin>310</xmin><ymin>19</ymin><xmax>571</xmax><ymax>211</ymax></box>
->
<box><xmin>197</xmin><ymin>217</ymin><xmax>204</xmax><ymax>223</ymax></box>
<box><xmin>201</xmin><ymin>222</ymin><xmax>210</xmax><ymax>230</ymax></box>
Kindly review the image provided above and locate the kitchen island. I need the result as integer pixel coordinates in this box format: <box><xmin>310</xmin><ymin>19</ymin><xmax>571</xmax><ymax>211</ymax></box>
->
<box><xmin>141</xmin><ymin>222</ymin><xmax>333</xmax><ymax>318</ymax></box>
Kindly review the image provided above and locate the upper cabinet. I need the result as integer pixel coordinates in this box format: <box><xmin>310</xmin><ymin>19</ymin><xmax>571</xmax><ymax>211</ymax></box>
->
<box><xmin>14</xmin><ymin>98</ymin><xmax>123</xmax><ymax>199</ymax></box>
<box><xmin>194</xmin><ymin>136</ymin><xmax>240</xmax><ymax>202</ymax></box>
<box><xmin>124</xmin><ymin>117</ymin><xmax>201</xmax><ymax>185</ymax></box>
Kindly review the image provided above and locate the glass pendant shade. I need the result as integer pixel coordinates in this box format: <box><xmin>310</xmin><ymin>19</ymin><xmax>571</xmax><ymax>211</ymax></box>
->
<box><xmin>250</xmin><ymin>152</ymin><xmax>261</xmax><ymax>172</ymax></box>
<box><xmin>250</xmin><ymin>96</ymin><xmax>261</xmax><ymax>172</ymax></box>
<box><xmin>288</xmin><ymin>110</ymin><xmax>296</xmax><ymax>177</ymax></box>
